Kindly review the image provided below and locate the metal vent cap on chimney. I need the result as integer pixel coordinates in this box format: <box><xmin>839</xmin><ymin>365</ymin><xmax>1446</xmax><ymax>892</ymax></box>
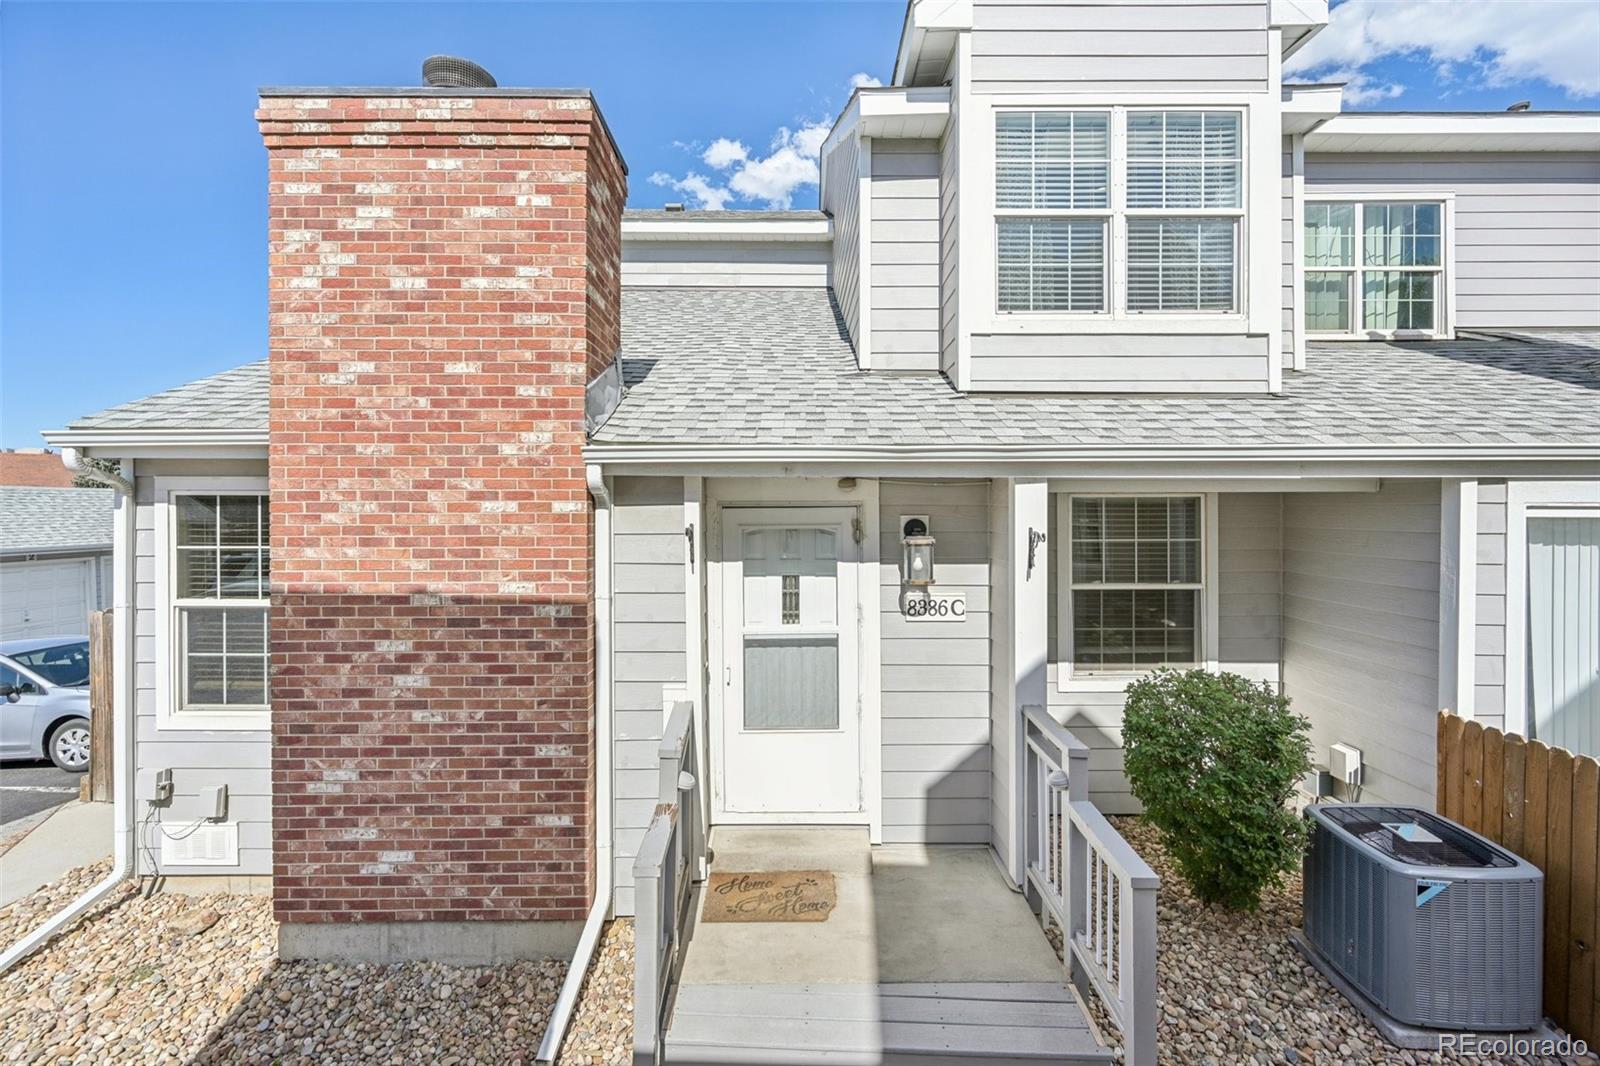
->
<box><xmin>423</xmin><ymin>55</ymin><xmax>497</xmax><ymax>89</ymax></box>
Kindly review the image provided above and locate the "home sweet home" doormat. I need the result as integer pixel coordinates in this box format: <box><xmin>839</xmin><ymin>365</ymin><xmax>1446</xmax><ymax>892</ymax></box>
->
<box><xmin>702</xmin><ymin>870</ymin><xmax>837</xmax><ymax>923</ymax></box>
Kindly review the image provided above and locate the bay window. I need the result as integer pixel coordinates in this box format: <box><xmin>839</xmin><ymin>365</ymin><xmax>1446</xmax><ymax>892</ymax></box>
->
<box><xmin>996</xmin><ymin>108</ymin><xmax>1244</xmax><ymax>317</ymax></box>
<box><xmin>173</xmin><ymin>494</ymin><xmax>269</xmax><ymax>714</ymax></box>
<box><xmin>1305</xmin><ymin>199</ymin><xmax>1445</xmax><ymax>336</ymax></box>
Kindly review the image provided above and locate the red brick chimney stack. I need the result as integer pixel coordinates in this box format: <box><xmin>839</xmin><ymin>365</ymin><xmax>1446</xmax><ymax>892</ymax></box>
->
<box><xmin>258</xmin><ymin>86</ymin><xmax>625</xmax><ymax>961</ymax></box>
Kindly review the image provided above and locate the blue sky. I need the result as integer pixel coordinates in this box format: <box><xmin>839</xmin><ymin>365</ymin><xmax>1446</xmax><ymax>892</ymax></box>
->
<box><xmin>3</xmin><ymin>0</ymin><xmax>1597</xmax><ymax>448</ymax></box>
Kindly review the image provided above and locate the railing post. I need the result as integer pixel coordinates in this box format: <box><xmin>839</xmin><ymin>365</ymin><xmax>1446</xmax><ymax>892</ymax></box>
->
<box><xmin>1065</xmin><ymin>743</ymin><xmax>1089</xmax><ymax>985</ymax></box>
<box><xmin>1120</xmin><ymin>874</ymin><xmax>1159</xmax><ymax>1066</ymax></box>
<box><xmin>632</xmin><ymin>824</ymin><xmax>664</xmax><ymax>1066</ymax></box>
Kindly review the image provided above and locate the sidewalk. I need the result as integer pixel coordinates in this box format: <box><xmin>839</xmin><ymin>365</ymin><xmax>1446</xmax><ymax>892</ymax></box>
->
<box><xmin>0</xmin><ymin>801</ymin><xmax>113</xmax><ymax>908</ymax></box>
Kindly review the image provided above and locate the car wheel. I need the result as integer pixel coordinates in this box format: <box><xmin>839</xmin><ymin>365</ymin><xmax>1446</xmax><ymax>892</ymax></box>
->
<box><xmin>48</xmin><ymin>718</ymin><xmax>91</xmax><ymax>773</ymax></box>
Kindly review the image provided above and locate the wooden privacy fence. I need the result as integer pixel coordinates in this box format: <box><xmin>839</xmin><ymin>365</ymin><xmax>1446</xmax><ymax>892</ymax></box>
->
<box><xmin>1437</xmin><ymin>711</ymin><xmax>1599</xmax><ymax>1046</ymax></box>
<box><xmin>79</xmin><ymin>610</ymin><xmax>113</xmax><ymax>804</ymax></box>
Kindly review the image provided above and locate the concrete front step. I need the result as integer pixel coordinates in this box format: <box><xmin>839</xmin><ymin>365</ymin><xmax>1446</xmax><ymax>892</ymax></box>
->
<box><xmin>664</xmin><ymin>982</ymin><xmax>1111</xmax><ymax>1065</ymax></box>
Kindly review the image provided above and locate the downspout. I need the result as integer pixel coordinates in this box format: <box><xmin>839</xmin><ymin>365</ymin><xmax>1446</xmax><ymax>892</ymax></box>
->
<box><xmin>0</xmin><ymin>455</ymin><xmax>136</xmax><ymax>974</ymax></box>
<box><xmin>535</xmin><ymin>464</ymin><xmax>614</xmax><ymax>1064</ymax></box>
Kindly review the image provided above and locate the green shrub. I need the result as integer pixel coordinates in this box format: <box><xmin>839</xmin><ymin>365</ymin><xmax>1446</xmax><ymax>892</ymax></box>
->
<box><xmin>1122</xmin><ymin>668</ymin><xmax>1313</xmax><ymax>911</ymax></box>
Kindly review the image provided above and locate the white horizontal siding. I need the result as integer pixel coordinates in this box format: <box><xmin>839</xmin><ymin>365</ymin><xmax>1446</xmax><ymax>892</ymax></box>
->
<box><xmin>1282</xmin><ymin>480</ymin><xmax>1442</xmax><ymax>808</ymax></box>
<box><xmin>1475</xmin><ymin>480</ymin><xmax>1508</xmax><ymax>732</ymax></box>
<box><xmin>1282</xmin><ymin>137</ymin><xmax>1297</xmax><ymax>363</ymax></box>
<box><xmin>871</xmin><ymin>140</ymin><xmax>943</xmax><ymax>371</ymax></box>
<box><xmin>970</xmin><ymin>1</ymin><xmax>1270</xmax><ymax>94</ymax></box>
<box><xmin>132</xmin><ymin>459</ymin><xmax>272</xmax><ymax>878</ymax></box>
<box><xmin>940</xmin><ymin>56</ymin><xmax>961</xmax><ymax>378</ymax></box>
<box><xmin>610</xmin><ymin>476</ymin><xmax>686</xmax><ymax>916</ymax></box>
<box><xmin>621</xmin><ymin>240</ymin><xmax>830</xmax><ymax>289</ymax></box>
<box><xmin>968</xmin><ymin>333</ymin><xmax>1273</xmax><ymax>392</ymax></box>
<box><xmin>880</xmin><ymin>481</ymin><xmax>992</xmax><ymax>844</ymax></box>
<box><xmin>1304</xmin><ymin>153</ymin><xmax>1600</xmax><ymax>328</ymax></box>
<box><xmin>824</xmin><ymin>136</ymin><xmax>863</xmax><ymax>349</ymax></box>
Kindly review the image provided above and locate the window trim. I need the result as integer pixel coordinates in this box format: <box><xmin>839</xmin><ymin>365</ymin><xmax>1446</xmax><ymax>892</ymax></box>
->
<box><xmin>1502</xmin><ymin>481</ymin><xmax>1600</xmax><ymax>742</ymax></box>
<box><xmin>1302</xmin><ymin>192</ymin><xmax>1456</xmax><ymax>341</ymax></box>
<box><xmin>153</xmin><ymin>476</ymin><xmax>271</xmax><ymax>732</ymax></box>
<box><xmin>1055</xmin><ymin>492</ymin><xmax>1221</xmax><ymax>692</ymax></box>
<box><xmin>993</xmin><ymin>105</ymin><xmax>1248</xmax><ymax>323</ymax></box>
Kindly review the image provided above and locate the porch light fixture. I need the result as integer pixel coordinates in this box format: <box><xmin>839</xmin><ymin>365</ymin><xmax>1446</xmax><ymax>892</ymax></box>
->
<box><xmin>901</xmin><ymin>518</ymin><xmax>936</xmax><ymax>586</ymax></box>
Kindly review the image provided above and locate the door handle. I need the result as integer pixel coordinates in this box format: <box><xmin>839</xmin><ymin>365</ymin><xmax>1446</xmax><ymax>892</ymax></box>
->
<box><xmin>725</xmin><ymin>666</ymin><xmax>732</xmax><ymax>687</ymax></box>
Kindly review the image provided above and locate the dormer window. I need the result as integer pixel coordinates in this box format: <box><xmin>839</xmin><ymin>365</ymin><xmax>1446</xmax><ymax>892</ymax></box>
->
<box><xmin>995</xmin><ymin>108</ymin><xmax>1244</xmax><ymax>318</ymax></box>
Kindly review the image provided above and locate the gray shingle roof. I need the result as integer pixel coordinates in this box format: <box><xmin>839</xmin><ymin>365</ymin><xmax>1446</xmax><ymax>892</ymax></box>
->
<box><xmin>0</xmin><ymin>487</ymin><xmax>115</xmax><ymax>556</ymax></box>
<box><xmin>68</xmin><ymin>362</ymin><xmax>268</xmax><ymax>431</ymax></box>
<box><xmin>594</xmin><ymin>289</ymin><xmax>1600</xmax><ymax>450</ymax></box>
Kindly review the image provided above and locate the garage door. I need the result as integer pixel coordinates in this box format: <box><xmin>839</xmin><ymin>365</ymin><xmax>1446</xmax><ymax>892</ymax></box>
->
<box><xmin>0</xmin><ymin>559</ymin><xmax>94</xmax><ymax>639</ymax></box>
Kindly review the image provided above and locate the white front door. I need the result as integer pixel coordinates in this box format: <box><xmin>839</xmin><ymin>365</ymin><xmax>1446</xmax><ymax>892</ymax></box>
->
<box><xmin>717</xmin><ymin>508</ymin><xmax>862</xmax><ymax>819</ymax></box>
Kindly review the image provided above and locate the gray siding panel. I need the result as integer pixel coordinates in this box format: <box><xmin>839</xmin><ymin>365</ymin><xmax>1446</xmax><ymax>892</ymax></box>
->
<box><xmin>940</xmin><ymin>55</ymin><xmax>961</xmax><ymax>377</ymax></box>
<box><xmin>610</xmin><ymin>476</ymin><xmax>686</xmax><ymax>914</ymax></box>
<box><xmin>1304</xmin><ymin>153</ymin><xmax>1600</xmax><ymax>329</ymax></box>
<box><xmin>1282</xmin><ymin>137</ymin><xmax>1297</xmax><ymax>362</ymax></box>
<box><xmin>968</xmin><ymin>333</ymin><xmax>1273</xmax><ymax>392</ymax></box>
<box><xmin>970</xmin><ymin>1</ymin><xmax>1270</xmax><ymax>94</ymax></box>
<box><xmin>880</xmin><ymin>482</ymin><xmax>992</xmax><ymax>843</ymax></box>
<box><xmin>1283</xmin><ymin>481</ymin><xmax>1442</xmax><ymax>809</ymax></box>
<box><xmin>1046</xmin><ymin>492</ymin><xmax>1284</xmax><ymax>814</ymax></box>
<box><xmin>1475</xmin><ymin>480</ymin><xmax>1508</xmax><ymax>731</ymax></box>
<box><xmin>871</xmin><ymin>140</ymin><xmax>943</xmax><ymax>371</ymax></box>
<box><xmin>824</xmin><ymin>136</ymin><xmax>863</xmax><ymax>350</ymax></box>
<box><xmin>132</xmin><ymin>459</ymin><xmax>272</xmax><ymax>878</ymax></box>
<box><xmin>622</xmin><ymin>240</ymin><xmax>830</xmax><ymax>289</ymax></box>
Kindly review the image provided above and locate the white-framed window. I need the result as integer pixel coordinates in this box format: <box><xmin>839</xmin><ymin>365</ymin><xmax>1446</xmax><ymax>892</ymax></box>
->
<box><xmin>1304</xmin><ymin>198</ymin><xmax>1447</xmax><ymax>337</ymax></box>
<box><xmin>996</xmin><ymin>111</ymin><xmax>1111</xmax><ymax>312</ymax></box>
<box><xmin>995</xmin><ymin>108</ymin><xmax>1244</xmax><ymax>318</ymax></box>
<box><xmin>154</xmin><ymin>477</ymin><xmax>270</xmax><ymax>730</ymax></box>
<box><xmin>1059</xmin><ymin>494</ymin><xmax>1215</xmax><ymax>687</ymax></box>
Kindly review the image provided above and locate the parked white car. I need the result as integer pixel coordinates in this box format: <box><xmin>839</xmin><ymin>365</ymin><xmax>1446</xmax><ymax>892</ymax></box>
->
<box><xmin>0</xmin><ymin>636</ymin><xmax>92</xmax><ymax>772</ymax></box>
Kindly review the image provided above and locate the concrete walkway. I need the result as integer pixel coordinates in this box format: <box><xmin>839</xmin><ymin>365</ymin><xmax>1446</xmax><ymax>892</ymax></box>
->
<box><xmin>0</xmin><ymin>801</ymin><xmax>112</xmax><ymax>907</ymax></box>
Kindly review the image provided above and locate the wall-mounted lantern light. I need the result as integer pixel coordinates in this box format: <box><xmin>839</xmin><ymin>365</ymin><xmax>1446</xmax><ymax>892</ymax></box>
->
<box><xmin>901</xmin><ymin>517</ymin><xmax>936</xmax><ymax>586</ymax></box>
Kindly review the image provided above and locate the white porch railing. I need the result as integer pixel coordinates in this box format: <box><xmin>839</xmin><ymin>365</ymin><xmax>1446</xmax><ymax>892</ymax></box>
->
<box><xmin>632</xmin><ymin>699</ymin><xmax>704</xmax><ymax>1066</ymax></box>
<box><xmin>1023</xmin><ymin>704</ymin><xmax>1160</xmax><ymax>1066</ymax></box>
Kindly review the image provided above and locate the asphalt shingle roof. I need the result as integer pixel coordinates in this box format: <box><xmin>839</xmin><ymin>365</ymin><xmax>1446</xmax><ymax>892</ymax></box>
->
<box><xmin>57</xmin><ymin>290</ymin><xmax>1600</xmax><ymax>452</ymax></box>
<box><xmin>68</xmin><ymin>362</ymin><xmax>268</xmax><ymax>431</ymax></box>
<box><xmin>594</xmin><ymin>289</ymin><xmax>1600</xmax><ymax>449</ymax></box>
<box><xmin>0</xmin><ymin>487</ymin><xmax>115</xmax><ymax>556</ymax></box>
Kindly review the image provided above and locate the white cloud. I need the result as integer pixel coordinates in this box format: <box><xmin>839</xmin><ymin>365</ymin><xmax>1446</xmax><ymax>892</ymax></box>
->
<box><xmin>850</xmin><ymin>72</ymin><xmax>883</xmax><ymax>89</ymax></box>
<box><xmin>1287</xmin><ymin>0</ymin><xmax>1600</xmax><ymax>100</ymax></box>
<box><xmin>648</xmin><ymin>170</ymin><xmax>736</xmax><ymax>211</ymax></box>
<box><xmin>650</xmin><ymin>77</ymin><xmax>871</xmax><ymax>210</ymax></box>
<box><xmin>702</xmin><ymin>138</ymin><xmax>749</xmax><ymax>170</ymax></box>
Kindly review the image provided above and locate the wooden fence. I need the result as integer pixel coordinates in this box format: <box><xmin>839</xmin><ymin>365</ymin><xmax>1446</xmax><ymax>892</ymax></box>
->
<box><xmin>1437</xmin><ymin>711</ymin><xmax>1598</xmax><ymax>1045</ymax></box>
<box><xmin>79</xmin><ymin>610</ymin><xmax>113</xmax><ymax>803</ymax></box>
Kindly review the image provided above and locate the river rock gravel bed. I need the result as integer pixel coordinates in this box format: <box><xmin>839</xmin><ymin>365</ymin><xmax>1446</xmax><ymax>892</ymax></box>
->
<box><xmin>1067</xmin><ymin>817</ymin><xmax>1594</xmax><ymax>1066</ymax></box>
<box><xmin>0</xmin><ymin>861</ymin><xmax>634</xmax><ymax>1065</ymax></box>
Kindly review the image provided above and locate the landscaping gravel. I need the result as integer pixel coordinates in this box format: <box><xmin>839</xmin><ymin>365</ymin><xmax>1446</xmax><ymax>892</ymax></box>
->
<box><xmin>0</xmin><ymin>861</ymin><xmax>635</xmax><ymax>1065</ymax></box>
<box><xmin>1067</xmin><ymin>817</ymin><xmax>1595</xmax><ymax>1066</ymax></box>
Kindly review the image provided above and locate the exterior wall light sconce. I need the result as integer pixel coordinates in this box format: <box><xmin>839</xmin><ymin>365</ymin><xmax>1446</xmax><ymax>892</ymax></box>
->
<box><xmin>901</xmin><ymin>517</ymin><xmax>936</xmax><ymax>586</ymax></box>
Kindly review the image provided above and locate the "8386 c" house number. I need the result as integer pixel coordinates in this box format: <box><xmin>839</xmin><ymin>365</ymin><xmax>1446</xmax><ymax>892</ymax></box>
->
<box><xmin>902</xmin><ymin>593</ymin><xmax>967</xmax><ymax>621</ymax></box>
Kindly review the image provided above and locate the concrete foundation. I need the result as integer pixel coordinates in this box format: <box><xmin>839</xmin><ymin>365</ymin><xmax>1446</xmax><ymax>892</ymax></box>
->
<box><xmin>278</xmin><ymin>920</ymin><xmax>583</xmax><ymax>965</ymax></box>
<box><xmin>155</xmin><ymin>874</ymin><xmax>274</xmax><ymax>897</ymax></box>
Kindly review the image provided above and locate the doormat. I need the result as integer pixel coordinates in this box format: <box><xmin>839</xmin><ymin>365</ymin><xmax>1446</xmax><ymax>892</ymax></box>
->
<box><xmin>702</xmin><ymin>870</ymin><xmax>837</xmax><ymax>923</ymax></box>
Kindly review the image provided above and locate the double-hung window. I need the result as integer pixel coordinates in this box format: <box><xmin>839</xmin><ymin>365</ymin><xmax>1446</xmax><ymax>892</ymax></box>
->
<box><xmin>1125</xmin><ymin>111</ymin><xmax>1242</xmax><ymax>312</ymax></box>
<box><xmin>996</xmin><ymin>109</ymin><xmax>1243</xmax><ymax>317</ymax></box>
<box><xmin>996</xmin><ymin>111</ymin><xmax>1111</xmax><ymax>312</ymax></box>
<box><xmin>1067</xmin><ymin>496</ymin><xmax>1203</xmax><ymax>672</ymax></box>
<box><xmin>1305</xmin><ymin>200</ymin><xmax>1444</xmax><ymax>335</ymax></box>
<box><xmin>172</xmin><ymin>494</ymin><xmax>270</xmax><ymax>715</ymax></box>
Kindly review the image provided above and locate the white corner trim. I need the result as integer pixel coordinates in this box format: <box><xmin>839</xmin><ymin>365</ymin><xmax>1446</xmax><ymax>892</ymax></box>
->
<box><xmin>1438</xmin><ymin>480</ymin><xmax>1478</xmax><ymax>720</ymax></box>
<box><xmin>152</xmin><ymin>475</ymin><xmax>271</xmax><ymax>733</ymax></box>
<box><xmin>1502</xmin><ymin>480</ymin><xmax>1600</xmax><ymax>739</ymax></box>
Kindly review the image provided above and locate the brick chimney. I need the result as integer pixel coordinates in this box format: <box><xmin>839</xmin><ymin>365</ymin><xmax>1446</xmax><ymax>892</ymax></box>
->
<box><xmin>258</xmin><ymin>86</ymin><xmax>625</xmax><ymax>961</ymax></box>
